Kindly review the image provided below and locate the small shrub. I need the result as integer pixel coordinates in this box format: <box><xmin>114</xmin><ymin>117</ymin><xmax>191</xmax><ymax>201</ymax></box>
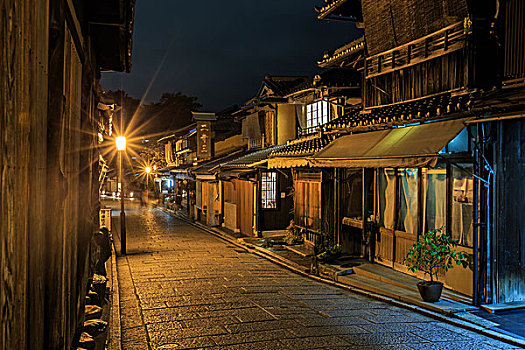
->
<box><xmin>404</xmin><ymin>227</ymin><xmax>468</xmax><ymax>282</ymax></box>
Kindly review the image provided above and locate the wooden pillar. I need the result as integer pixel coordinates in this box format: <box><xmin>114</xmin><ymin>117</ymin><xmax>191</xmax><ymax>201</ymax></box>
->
<box><xmin>393</xmin><ymin>169</ymin><xmax>400</xmax><ymax>267</ymax></box>
<box><xmin>334</xmin><ymin>168</ymin><xmax>340</xmax><ymax>245</ymax></box>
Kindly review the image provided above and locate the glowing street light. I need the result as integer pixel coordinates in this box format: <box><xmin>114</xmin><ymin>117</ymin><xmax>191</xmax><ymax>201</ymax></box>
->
<box><xmin>115</xmin><ymin>136</ymin><xmax>127</xmax><ymax>255</ymax></box>
<box><xmin>144</xmin><ymin>166</ymin><xmax>152</xmax><ymax>203</ymax></box>
<box><xmin>116</xmin><ymin>136</ymin><xmax>127</xmax><ymax>151</ymax></box>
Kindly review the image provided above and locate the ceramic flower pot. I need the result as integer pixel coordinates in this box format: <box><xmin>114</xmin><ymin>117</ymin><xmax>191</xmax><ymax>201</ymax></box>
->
<box><xmin>417</xmin><ymin>281</ymin><xmax>443</xmax><ymax>302</ymax></box>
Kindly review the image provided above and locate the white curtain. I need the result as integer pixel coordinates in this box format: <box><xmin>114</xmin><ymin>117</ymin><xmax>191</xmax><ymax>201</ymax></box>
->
<box><xmin>379</xmin><ymin>169</ymin><xmax>396</xmax><ymax>229</ymax></box>
<box><xmin>451</xmin><ymin>174</ymin><xmax>473</xmax><ymax>246</ymax></box>
<box><xmin>400</xmin><ymin>168</ymin><xmax>418</xmax><ymax>234</ymax></box>
<box><xmin>423</xmin><ymin>170</ymin><xmax>446</xmax><ymax>232</ymax></box>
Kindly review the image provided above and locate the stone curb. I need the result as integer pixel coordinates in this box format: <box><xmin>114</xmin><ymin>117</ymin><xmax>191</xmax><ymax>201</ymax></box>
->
<box><xmin>107</xmin><ymin>241</ymin><xmax>122</xmax><ymax>350</ymax></box>
<box><xmin>157</xmin><ymin>207</ymin><xmax>525</xmax><ymax>348</ymax></box>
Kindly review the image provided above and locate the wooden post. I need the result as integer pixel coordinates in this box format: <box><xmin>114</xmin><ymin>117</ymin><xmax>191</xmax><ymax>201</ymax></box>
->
<box><xmin>446</xmin><ymin>163</ymin><xmax>452</xmax><ymax>236</ymax></box>
<box><xmin>417</xmin><ymin>168</ymin><xmax>423</xmax><ymax>239</ymax></box>
<box><xmin>393</xmin><ymin>169</ymin><xmax>400</xmax><ymax>267</ymax></box>
<box><xmin>334</xmin><ymin>168</ymin><xmax>340</xmax><ymax>246</ymax></box>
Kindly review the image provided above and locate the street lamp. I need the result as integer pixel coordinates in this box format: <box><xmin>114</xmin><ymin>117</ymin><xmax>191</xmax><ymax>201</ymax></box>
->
<box><xmin>145</xmin><ymin>166</ymin><xmax>152</xmax><ymax>203</ymax></box>
<box><xmin>116</xmin><ymin>136</ymin><xmax>127</xmax><ymax>255</ymax></box>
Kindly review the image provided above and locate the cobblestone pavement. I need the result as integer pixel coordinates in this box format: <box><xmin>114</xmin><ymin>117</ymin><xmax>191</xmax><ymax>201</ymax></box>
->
<box><xmin>112</xmin><ymin>204</ymin><xmax>520</xmax><ymax>350</ymax></box>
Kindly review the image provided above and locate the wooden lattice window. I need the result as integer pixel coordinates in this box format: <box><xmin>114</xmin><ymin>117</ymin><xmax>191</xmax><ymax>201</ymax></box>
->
<box><xmin>305</xmin><ymin>100</ymin><xmax>330</xmax><ymax>134</ymax></box>
<box><xmin>261</xmin><ymin>172</ymin><xmax>277</xmax><ymax>209</ymax></box>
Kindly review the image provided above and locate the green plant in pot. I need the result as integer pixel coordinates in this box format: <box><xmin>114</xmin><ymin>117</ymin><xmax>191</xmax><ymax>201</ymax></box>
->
<box><xmin>404</xmin><ymin>227</ymin><xmax>468</xmax><ymax>302</ymax></box>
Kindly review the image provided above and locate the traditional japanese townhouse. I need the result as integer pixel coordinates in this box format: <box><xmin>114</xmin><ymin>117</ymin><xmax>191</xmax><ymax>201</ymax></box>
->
<box><xmin>219</xmin><ymin>76</ymin><xmax>312</xmax><ymax>236</ymax></box>
<box><xmin>189</xmin><ymin>110</ymin><xmax>247</xmax><ymax>225</ymax></box>
<box><xmin>157</xmin><ymin>123</ymin><xmax>197</xmax><ymax>202</ymax></box>
<box><xmin>311</xmin><ymin>0</ymin><xmax>525</xmax><ymax>306</ymax></box>
<box><xmin>266</xmin><ymin>67</ymin><xmax>362</xmax><ymax>246</ymax></box>
<box><xmin>215</xmin><ymin>145</ymin><xmax>287</xmax><ymax>236</ymax></box>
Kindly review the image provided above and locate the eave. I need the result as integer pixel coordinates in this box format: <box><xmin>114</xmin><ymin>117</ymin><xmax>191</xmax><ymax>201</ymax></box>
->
<box><xmin>315</xmin><ymin>0</ymin><xmax>363</xmax><ymax>22</ymax></box>
<box><xmin>89</xmin><ymin>0</ymin><xmax>136</xmax><ymax>73</ymax></box>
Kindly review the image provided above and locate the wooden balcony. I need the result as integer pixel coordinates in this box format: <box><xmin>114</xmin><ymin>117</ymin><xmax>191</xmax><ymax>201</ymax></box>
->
<box><xmin>364</xmin><ymin>21</ymin><xmax>469</xmax><ymax>108</ymax></box>
<box><xmin>365</xmin><ymin>21</ymin><xmax>466</xmax><ymax>79</ymax></box>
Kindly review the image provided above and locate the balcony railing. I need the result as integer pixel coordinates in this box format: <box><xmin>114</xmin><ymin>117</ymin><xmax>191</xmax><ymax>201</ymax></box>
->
<box><xmin>365</xmin><ymin>21</ymin><xmax>466</xmax><ymax>79</ymax></box>
<box><xmin>248</xmin><ymin>137</ymin><xmax>264</xmax><ymax>150</ymax></box>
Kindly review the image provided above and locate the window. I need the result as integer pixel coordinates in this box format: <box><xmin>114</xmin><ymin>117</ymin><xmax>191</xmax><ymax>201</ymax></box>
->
<box><xmin>305</xmin><ymin>100</ymin><xmax>330</xmax><ymax>134</ymax></box>
<box><xmin>399</xmin><ymin>168</ymin><xmax>419</xmax><ymax>234</ymax></box>
<box><xmin>423</xmin><ymin>168</ymin><xmax>447</xmax><ymax>232</ymax></box>
<box><xmin>261</xmin><ymin>172</ymin><xmax>277</xmax><ymax>209</ymax></box>
<box><xmin>451</xmin><ymin>166</ymin><xmax>473</xmax><ymax>246</ymax></box>
<box><xmin>378</xmin><ymin>168</ymin><xmax>396</xmax><ymax>230</ymax></box>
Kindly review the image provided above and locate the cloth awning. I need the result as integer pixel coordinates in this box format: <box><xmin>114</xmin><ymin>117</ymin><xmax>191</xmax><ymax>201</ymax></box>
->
<box><xmin>309</xmin><ymin>119</ymin><xmax>467</xmax><ymax>168</ymax></box>
<box><xmin>268</xmin><ymin>157</ymin><xmax>309</xmax><ymax>169</ymax></box>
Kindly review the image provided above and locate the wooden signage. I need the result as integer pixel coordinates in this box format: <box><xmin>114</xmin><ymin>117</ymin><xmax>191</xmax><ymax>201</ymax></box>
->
<box><xmin>197</xmin><ymin>121</ymin><xmax>211</xmax><ymax>160</ymax></box>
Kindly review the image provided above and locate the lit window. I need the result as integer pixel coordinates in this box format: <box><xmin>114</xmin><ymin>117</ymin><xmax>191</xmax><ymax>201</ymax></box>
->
<box><xmin>261</xmin><ymin>172</ymin><xmax>277</xmax><ymax>209</ymax></box>
<box><xmin>305</xmin><ymin>100</ymin><xmax>330</xmax><ymax>134</ymax></box>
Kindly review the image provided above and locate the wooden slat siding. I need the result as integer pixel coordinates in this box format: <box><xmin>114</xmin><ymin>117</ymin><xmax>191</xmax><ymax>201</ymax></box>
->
<box><xmin>362</xmin><ymin>0</ymin><xmax>468</xmax><ymax>56</ymax></box>
<box><xmin>224</xmin><ymin>181</ymin><xmax>236</xmax><ymax>204</ymax></box>
<box><xmin>0</xmin><ymin>0</ymin><xmax>50</xmax><ymax>348</ymax></box>
<box><xmin>237</xmin><ymin>180</ymin><xmax>254</xmax><ymax>236</ymax></box>
<box><xmin>394</xmin><ymin>230</ymin><xmax>417</xmax><ymax>266</ymax></box>
<box><xmin>28</xmin><ymin>0</ymin><xmax>50</xmax><ymax>347</ymax></box>
<box><xmin>365</xmin><ymin>22</ymin><xmax>466</xmax><ymax>78</ymax></box>
<box><xmin>45</xmin><ymin>1</ymin><xmax>67</xmax><ymax>346</ymax></box>
<box><xmin>364</xmin><ymin>21</ymin><xmax>469</xmax><ymax>108</ymax></box>
<box><xmin>365</xmin><ymin>49</ymin><xmax>468</xmax><ymax>107</ymax></box>
<box><xmin>201</xmin><ymin>182</ymin><xmax>209</xmax><ymax>224</ymax></box>
<box><xmin>495</xmin><ymin>120</ymin><xmax>525</xmax><ymax>303</ymax></box>
<box><xmin>294</xmin><ymin>172</ymin><xmax>322</xmax><ymax>245</ymax></box>
<box><xmin>504</xmin><ymin>0</ymin><xmax>525</xmax><ymax>81</ymax></box>
<box><xmin>376</xmin><ymin>228</ymin><xmax>395</xmax><ymax>264</ymax></box>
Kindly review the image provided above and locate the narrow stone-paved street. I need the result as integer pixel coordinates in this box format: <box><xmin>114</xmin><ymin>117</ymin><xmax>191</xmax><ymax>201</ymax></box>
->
<box><xmin>112</xmin><ymin>204</ymin><xmax>519</xmax><ymax>350</ymax></box>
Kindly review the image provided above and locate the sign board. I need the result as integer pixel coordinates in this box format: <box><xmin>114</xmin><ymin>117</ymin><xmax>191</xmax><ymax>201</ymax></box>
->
<box><xmin>99</xmin><ymin>208</ymin><xmax>112</xmax><ymax>231</ymax></box>
<box><xmin>197</xmin><ymin>121</ymin><xmax>211</xmax><ymax>160</ymax></box>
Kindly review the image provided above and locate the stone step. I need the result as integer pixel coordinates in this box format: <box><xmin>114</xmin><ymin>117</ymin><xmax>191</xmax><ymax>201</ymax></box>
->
<box><xmin>482</xmin><ymin>301</ymin><xmax>525</xmax><ymax>314</ymax></box>
<box><xmin>352</xmin><ymin>263</ymin><xmax>472</xmax><ymax>305</ymax></box>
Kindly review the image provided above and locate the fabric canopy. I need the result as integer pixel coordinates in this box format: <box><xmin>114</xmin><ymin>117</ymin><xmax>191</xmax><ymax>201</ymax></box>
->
<box><xmin>309</xmin><ymin>119</ymin><xmax>467</xmax><ymax>168</ymax></box>
<box><xmin>268</xmin><ymin>157</ymin><xmax>310</xmax><ymax>169</ymax></box>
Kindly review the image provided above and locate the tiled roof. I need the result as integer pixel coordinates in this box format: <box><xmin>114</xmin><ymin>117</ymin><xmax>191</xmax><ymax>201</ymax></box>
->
<box><xmin>285</xmin><ymin>68</ymin><xmax>361</xmax><ymax>97</ymax></box>
<box><xmin>263</xmin><ymin>76</ymin><xmax>309</xmax><ymax>97</ymax></box>
<box><xmin>191</xmin><ymin>150</ymin><xmax>246</xmax><ymax>175</ymax></box>
<box><xmin>318</xmin><ymin>37</ymin><xmax>365</xmax><ymax>68</ymax></box>
<box><xmin>219</xmin><ymin>145</ymin><xmax>286</xmax><ymax>168</ymax></box>
<box><xmin>325</xmin><ymin>92</ymin><xmax>475</xmax><ymax>131</ymax></box>
<box><xmin>270</xmin><ymin>134</ymin><xmax>335</xmax><ymax>158</ymax></box>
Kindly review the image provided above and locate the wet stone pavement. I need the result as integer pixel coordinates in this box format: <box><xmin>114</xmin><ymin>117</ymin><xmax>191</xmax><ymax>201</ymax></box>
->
<box><xmin>112</xmin><ymin>204</ymin><xmax>520</xmax><ymax>350</ymax></box>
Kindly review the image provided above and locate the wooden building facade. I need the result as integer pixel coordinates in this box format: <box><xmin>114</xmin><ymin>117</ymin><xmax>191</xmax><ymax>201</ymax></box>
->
<box><xmin>0</xmin><ymin>0</ymin><xmax>135</xmax><ymax>348</ymax></box>
<box><xmin>312</xmin><ymin>0</ymin><xmax>525</xmax><ymax>305</ymax></box>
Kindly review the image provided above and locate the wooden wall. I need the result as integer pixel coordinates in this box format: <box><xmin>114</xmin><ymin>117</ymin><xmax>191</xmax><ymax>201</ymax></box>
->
<box><xmin>236</xmin><ymin>179</ymin><xmax>254</xmax><ymax>236</ymax></box>
<box><xmin>1</xmin><ymin>1</ymin><xmax>49</xmax><ymax>348</ymax></box>
<box><xmin>503</xmin><ymin>0</ymin><xmax>525</xmax><ymax>82</ymax></box>
<box><xmin>495</xmin><ymin>119</ymin><xmax>525</xmax><ymax>303</ymax></box>
<box><xmin>365</xmin><ymin>49</ymin><xmax>468</xmax><ymax>107</ymax></box>
<box><xmin>362</xmin><ymin>0</ymin><xmax>468</xmax><ymax>56</ymax></box>
<box><xmin>1</xmin><ymin>0</ymin><xmax>99</xmax><ymax>348</ymax></box>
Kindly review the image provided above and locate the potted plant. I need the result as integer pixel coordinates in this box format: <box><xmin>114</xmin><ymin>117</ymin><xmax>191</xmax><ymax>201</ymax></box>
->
<box><xmin>284</xmin><ymin>220</ymin><xmax>304</xmax><ymax>245</ymax></box>
<box><xmin>404</xmin><ymin>227</ymin><xmax>468</xmax><ymax>302</ymax></box>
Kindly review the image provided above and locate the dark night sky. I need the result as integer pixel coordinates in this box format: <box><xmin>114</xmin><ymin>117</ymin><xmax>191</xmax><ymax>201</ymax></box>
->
<box><xmin>101</xmin><ymin>0</ymin><xmax>361</xmax><ymax>111</ymax></box>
